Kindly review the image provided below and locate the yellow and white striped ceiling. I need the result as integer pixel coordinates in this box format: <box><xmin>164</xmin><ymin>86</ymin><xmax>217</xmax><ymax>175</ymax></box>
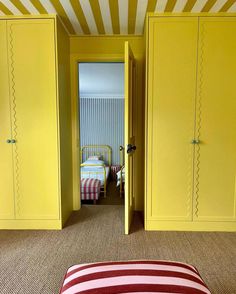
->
<box><xmin>0</xmin><ymin>0</ymin><xmax>235</xmax><ymax>35</ymax></box>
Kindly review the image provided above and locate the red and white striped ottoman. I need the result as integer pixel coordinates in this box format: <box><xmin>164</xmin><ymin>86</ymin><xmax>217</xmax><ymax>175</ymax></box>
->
<box><xmin>81</xmin><ymin>178</ymin><xmax>101</xmax><ymax>204</ymax></box>
<box><xmin>60</xmin><ymin>260</ymin><xmax>211</xmax><ymax>294</ymax></box>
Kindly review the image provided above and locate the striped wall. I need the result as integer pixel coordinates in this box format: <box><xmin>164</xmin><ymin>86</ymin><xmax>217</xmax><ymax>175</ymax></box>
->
<box><xmin>79</xmin><ymin>98</ymin><xmax>124</xmax><ymax>165</ymax></box>
<box><xmin>0</xmin><ymin>0</ymin><xmax>235</xmax><ymax>36</ymax></box>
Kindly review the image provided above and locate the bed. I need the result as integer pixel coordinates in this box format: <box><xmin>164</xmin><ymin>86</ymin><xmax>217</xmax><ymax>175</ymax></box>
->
<box><xmin>80</xmin><ymin>145</ymin><xmax>112</xmax><ymax>198</ymax></box>
<box><xmin>60</xmin><ymin>260</ymin><xmax>211</xmax><ymax>294</ymax></box>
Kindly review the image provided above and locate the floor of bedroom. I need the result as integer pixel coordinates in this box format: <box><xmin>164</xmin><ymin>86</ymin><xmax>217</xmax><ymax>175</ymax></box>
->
<box><xmin>0</xmin><ymin>205</ymin><xmax>235</xmax><ymax>294</ymax></box>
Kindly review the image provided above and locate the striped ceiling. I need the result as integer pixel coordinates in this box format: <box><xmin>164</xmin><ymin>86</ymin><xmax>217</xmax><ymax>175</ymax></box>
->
<box><xmin>0</xmin><ymin>0</ymin><xmax>235</xmax><ymax>35</ymax></box>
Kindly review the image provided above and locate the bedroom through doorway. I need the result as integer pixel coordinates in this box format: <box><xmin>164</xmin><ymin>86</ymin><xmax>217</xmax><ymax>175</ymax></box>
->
<box><xmin>78</xmin><ymin>62</ymin><xmax>125</xmax><ymax>206</ymax></box>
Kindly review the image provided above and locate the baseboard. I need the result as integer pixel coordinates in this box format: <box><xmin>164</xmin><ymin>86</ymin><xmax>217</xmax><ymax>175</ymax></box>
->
<box><xmin>0</xmin><ymin>219</ymin><xmax>62</xmax><ymax>230</ymax></box>
<box><xmin>146</xmin><ymin>220</ymin><xmax>236</xmax><ymax>232</ymax></box>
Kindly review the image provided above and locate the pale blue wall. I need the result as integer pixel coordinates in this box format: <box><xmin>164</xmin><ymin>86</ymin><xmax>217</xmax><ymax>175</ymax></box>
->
<box><xmin>79</xmin><ymin>98</ymin><xmax>124</xmax><ymax>165</ymax></box>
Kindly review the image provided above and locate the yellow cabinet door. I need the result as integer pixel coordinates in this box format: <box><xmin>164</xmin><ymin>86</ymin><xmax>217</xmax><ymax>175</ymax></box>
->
<box><xmin>146</xmin><ymin>17</ymin><xmax>198</xmax><ymax>222</ymax></box>
<box><xmin>194</xmin><ymin>17</ymin><xmax>236</xmax><ymax>221</ymax></box>
<box><xmin>7</xmin><ymin>19</ymin><xmax>60</xmax><ymax>220</ymax></box>
<box><xmin>0</xmin><ymin>21</ymin><xmax>15</xmax><ymax>219</ymax></box>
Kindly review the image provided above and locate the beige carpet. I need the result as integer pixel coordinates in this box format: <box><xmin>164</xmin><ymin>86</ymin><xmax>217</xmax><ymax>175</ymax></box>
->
<box><xmin>0</xmin><ymin>205</ymin><xmax>235</xmax><ymax>294</ymax></box>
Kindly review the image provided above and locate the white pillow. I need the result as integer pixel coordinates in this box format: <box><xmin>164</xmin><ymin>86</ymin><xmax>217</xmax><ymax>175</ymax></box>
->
<box><xmin>88</xmin><ymin>155</ymin><xmax>101</xmax><ymax>160</ymax></box>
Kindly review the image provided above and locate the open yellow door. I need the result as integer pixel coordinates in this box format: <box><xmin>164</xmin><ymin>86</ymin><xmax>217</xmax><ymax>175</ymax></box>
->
<box><xmin>124</xmin><ymin>42</ymin><xmax>136</xmax><ymax>234</ymax></box>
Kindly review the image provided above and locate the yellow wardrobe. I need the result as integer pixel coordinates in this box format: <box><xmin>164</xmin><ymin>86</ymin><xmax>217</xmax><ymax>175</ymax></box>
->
<box><xmin>145</xmin><ymin>14</ymin><xmax>236</xmax><ymax>231</ymax></box>
<box><xmin>0</xmin><ymin>16</ymin><xmax>73</xmax><ymax>229</ymax></box>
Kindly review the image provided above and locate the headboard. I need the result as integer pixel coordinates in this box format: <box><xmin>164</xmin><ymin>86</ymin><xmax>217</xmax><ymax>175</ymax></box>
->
<box><xmin>80</xmin><ymin>145</ymin><xmax>112</xmax><ymax>166</ymax></box>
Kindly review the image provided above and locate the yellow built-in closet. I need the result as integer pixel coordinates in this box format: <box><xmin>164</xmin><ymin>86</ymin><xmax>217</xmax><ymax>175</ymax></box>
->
<box><xmin>0</xmin><ymin>16</ymin><xmax>73</xmax><ymax>229</ymax></box>
<box><xmin>145</xmin><ymin>14</ymin><xmax>236</xmax><ymax>231</ymax></box>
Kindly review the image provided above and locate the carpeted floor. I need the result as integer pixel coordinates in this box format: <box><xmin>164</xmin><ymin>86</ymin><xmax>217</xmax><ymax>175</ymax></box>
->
<box><xmin>0</xmin><ymin>205</ymin><xmax>235</xmax><ymax>294</ymax></box>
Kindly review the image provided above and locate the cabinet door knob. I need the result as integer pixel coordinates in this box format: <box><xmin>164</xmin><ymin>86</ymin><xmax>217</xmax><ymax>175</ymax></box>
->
<box><xmin>191</xmin><ymin>139</ymin><xmax>200</xmax><ymax>145</ymax></box>
<box><xmin>6</xmin><ymin>139</ymin><xmax>16</xmax><ymax>144</ymax></box>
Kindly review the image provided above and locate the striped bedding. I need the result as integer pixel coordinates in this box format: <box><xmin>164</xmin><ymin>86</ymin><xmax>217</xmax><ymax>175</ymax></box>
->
<box><xmin>80</xmin><ymin>178</ymin><xmax>101</xmax><ymax>200</ymax></box>
<box><xmin>60</xmin><ymin>260</ymin><xmax>211</xmax><ymax>294</ymax></box>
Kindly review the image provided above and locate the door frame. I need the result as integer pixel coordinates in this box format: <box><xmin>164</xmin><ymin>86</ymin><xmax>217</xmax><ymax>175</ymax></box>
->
<box><xmin>70</xmin><ymin>54</ymin><xmax>124</xmax><ymax>209</ymax></box>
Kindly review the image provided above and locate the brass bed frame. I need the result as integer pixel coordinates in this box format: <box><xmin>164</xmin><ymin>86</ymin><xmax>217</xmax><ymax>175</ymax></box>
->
<box><xmin>80</xmin><ymin>145</ymin><xmax>112</xmax><ymax>197</ymax></box>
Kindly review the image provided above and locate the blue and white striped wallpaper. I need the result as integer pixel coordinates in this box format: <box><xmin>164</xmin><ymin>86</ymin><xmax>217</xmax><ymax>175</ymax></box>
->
<box><xmin>79</xmin><ymin>98</ymin><xmax>124</xmax><ymax>165</ymax></box>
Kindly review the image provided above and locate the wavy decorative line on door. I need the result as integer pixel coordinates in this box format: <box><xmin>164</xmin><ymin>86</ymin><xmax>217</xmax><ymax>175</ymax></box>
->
<box><xmin>9</xmin><ymin>24</ymin><xmax>20</xmax><ymax>217</ymax></box>
<box><xmin>187</xmin><ymin>82</ymin><xmax>195</xmax><ymax>220</ymax></box>
<box><xmin>195</xmin><ymin>22</ymin><xmax>205</xmax><ymax>218</ymax></box>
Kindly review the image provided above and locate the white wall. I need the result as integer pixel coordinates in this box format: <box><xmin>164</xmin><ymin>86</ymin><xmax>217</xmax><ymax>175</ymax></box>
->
<box><xmin>78</xmin><ymin>63</ymin><xmax>124</xmax><ymax>98</ymax></box>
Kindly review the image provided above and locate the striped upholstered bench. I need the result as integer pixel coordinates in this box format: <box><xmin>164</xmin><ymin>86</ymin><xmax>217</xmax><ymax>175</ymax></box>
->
<box><xmin>80</xmin><ymin>178</ymin><xmax>101</xmax><ymax>204</ymax></box>
<box><xmin>60</xmin><ymin>260</ymin><xmax>211</xmax><ymax>294</ymax></box>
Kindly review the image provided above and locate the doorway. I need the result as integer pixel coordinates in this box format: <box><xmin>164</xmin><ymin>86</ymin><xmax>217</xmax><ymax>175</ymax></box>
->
<box><xmin>72</xmin><ymin>42</ymin><xmax>136</xmax><ymax>234</ymax></box>
<box><xmin>78</xmin><ymin>62</ymin><xmax>125</xmax><ymax>206</ymax></box>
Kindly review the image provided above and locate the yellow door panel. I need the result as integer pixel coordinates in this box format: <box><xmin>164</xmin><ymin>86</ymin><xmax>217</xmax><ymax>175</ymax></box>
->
<box><xmin>7</xmin><ymin>20</ymin><xmax>60</xmax><ymax>220</ymax></box>
<box><xmin>194</xmin><ymin>17</ymin><xmax>236</xmax><ymax>221</ymax></box>
<box><xmin>124</xmin><ymin>42</ymin><xmax>135</xmax><ymax>234</ymax></box>
<box><xmin>146</xmin><ymin>17</ymin><xmax>198</xmax><ymax>221</ymax></box>
<box><xmin>0</xmin><ymin>21</ymin><xmax>15</xmax><ymax>219</ymax></box>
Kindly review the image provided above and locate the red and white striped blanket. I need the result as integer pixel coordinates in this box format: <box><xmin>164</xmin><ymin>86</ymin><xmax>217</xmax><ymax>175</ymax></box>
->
<box><xmin>60</xmin><ymin>260</ymin><xmax>211</xmax><ymax>294</ymax></box>
<box><xmin>80</xmin><ymin>178</ymin><xmax>101</xmax><ymax>200</ymax></box>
